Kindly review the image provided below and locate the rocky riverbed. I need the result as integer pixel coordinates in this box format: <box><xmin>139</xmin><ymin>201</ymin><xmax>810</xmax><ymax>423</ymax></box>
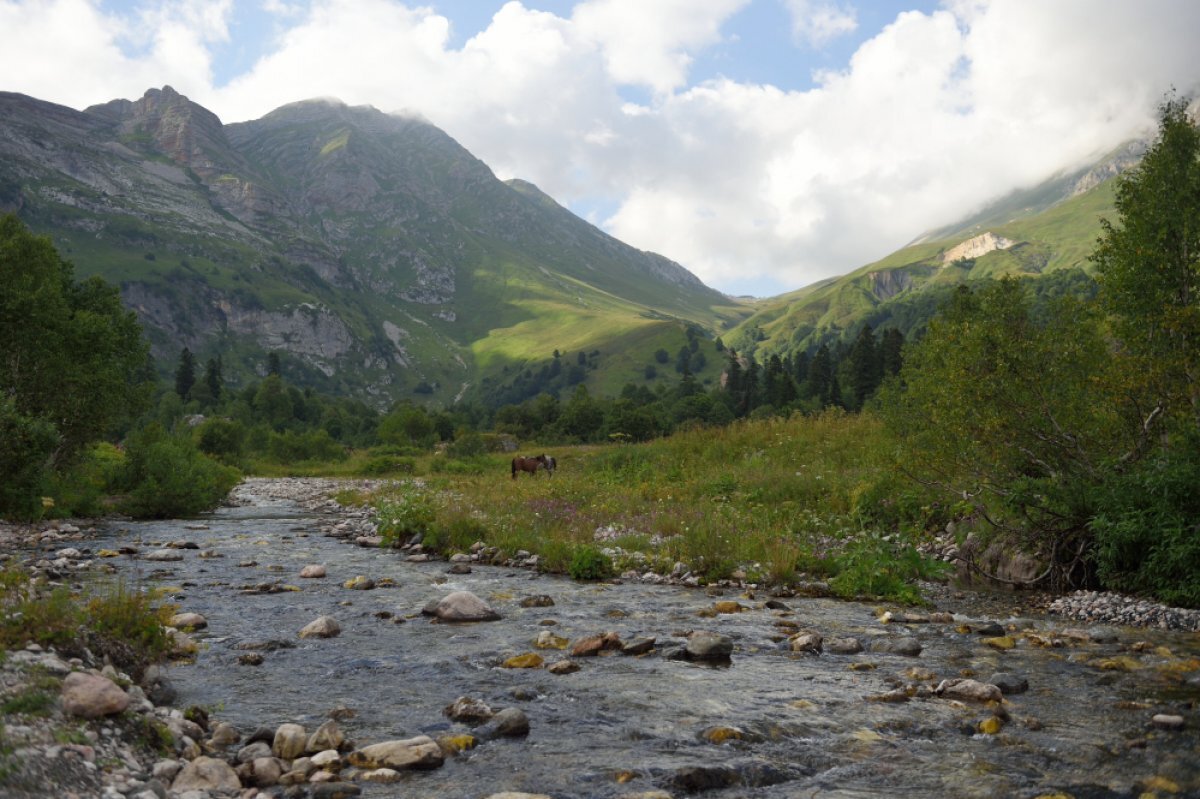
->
<box><xmin>2</xmin><ymin>477</ymin><xmax>1199</xmax><ymax>799</ymax></box>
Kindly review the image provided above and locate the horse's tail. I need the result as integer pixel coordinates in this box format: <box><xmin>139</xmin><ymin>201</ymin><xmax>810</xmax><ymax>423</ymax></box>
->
<box><xmin>511</xmin><ymin>458</ymin><xmax>518</xmax><ymax>479</ymax></box>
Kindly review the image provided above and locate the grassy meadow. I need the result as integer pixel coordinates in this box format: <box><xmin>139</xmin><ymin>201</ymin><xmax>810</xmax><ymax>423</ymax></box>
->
<box><xmin>341</xmin><ymin>411</ymin><xmax>952</xmax><ymax>603</ymax></box>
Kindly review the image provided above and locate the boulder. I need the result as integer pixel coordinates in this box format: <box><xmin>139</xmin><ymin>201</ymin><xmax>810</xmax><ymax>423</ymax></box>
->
<box><xmin>61</xmin><ymin>672</ymin><xmax>130</xmax><ymax>718</ymax></box>
<box><xmin>935</xmin><ymin>678</ymin><xmax>1003</xmax><ymax>703</ymax></box>
<box><xmin>429</xmin><ymin>591</ymin><xmax>500</xmax><ymax>622</ymax></box>
<box><xmin>686</xmin><ymin>632</ymin><xmax>733</xmax><ymax>662</ymax></box>
<box><xmin>869</xmin><ymin>637</ymin><xmax>922</xmax><ymax>657</ymax></box>
<box><xmin>171</xmin><ymin>756</ymin><xmax>241</xmax><ymax>793</ymax></box>
<box><xmin>444</xmin><ymin>696</ymin><xmax>494</xmax><ymax>724</ymax></box>
<box><xmin>299</xmin><ymin>616</ymin><xmax>341</xmax><ymax>639</ymax></box>
<box><xmin>789</xmin><ymin>632</ymin><xmax>823</xmax><ymax>654</ymax></box>
<box><xmin>347</xmin><ymin>736</ymin><xmax>444</xmax><ymax>770</ymax></box>
<box><xmin>169</xmin><ymin>612</ymin><xmax>208</xmax><ymax>630</ymax></box>
<box><xmin>478</xmin><ymin>707</ymin><xmax>530</xmax><ymax>739</ymax></box>
<box><xmin>272</xmin><ymin>723</ymin><xmax>307</xmax><ymax>759</ymax></box>
<box><xmin>825</xmin><ymin>637</ymin><xmax>863</xmax><ymax>655</ymax></box>
<box><xmin>988</xmin><ymin>672</ymin><xmax>1029</xmax><ymax>695</ymax></box>
<box><xmin>300</xmin><ymin>564</ymin><xmax>327</xmax><ymax>578</ymax></box>
<box><xmin>307</xmin><ymin>720</ymin><xmax>345</xmax><ymax>753</ymax></box>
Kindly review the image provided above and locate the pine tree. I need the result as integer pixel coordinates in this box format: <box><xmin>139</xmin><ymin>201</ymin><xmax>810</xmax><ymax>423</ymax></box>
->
<box><xmin>175</xmin><ymin>347</ymin><xmax>195</xmax><ymax>400</ymax></box>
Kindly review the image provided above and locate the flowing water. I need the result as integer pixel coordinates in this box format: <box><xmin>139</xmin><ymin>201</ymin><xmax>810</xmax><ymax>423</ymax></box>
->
<box><xmin>89</xmin><ymin>483</ymin><xmax>1199</xmax><ymax>798</ymax></box>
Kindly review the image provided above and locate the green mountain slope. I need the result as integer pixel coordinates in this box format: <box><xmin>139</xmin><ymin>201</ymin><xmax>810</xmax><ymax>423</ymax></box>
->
<box><xmin>725</xmin><ymin>146</ymin><xmax>1137</xmax><ymax>359</ymax></box>
<box><xmin>0</xmin><ymin>87</ymin><xmax>745</xmax><ymax>406</ymax></box>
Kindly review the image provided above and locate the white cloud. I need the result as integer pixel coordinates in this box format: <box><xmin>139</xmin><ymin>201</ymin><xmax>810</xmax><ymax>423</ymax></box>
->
<box><xmin>571</xmin><ymin>0</ymin><xmax>747</xmax><ymax>93</ymax></box>
<box><xmin>784</xmin><ymin>0</ymin><xmax>857</xmax><ymax>48</ymax></box>
<box><xmin>3</xmin><ymin>0</ymin><xmax>1200</xmax><ymax>295</ymax></box>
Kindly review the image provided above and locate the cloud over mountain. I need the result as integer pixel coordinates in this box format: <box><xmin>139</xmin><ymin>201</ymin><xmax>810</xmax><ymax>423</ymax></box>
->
<box><xmin>5</xmin><ymin>0</ymin><xmax>1199</xmax><ymax>294</ymax></box>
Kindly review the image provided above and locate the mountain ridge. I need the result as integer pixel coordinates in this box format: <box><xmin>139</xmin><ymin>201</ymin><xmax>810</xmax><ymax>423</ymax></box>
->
<box><xmin>0</xmin><ymin>86</ymin><xmax>743</xmax><ymax>406</ymax></box>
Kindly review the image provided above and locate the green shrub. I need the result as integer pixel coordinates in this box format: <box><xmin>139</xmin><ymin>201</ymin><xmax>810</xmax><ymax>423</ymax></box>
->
<box><xmin>0</xmin><ymin>397</ymin><xmax>58</xmax><ymax>521</ymax></box>
<box><xmin>360</xmin><ymin>455</ymin><xmax>415</xmax><ymax>476</ymax></box>
<box><xmin>119</xmin><ymin>424</ymin><xmax>240</xmax><ymax>518</ymax></box>
<box><xmin>195</xmin><ymin>418</ymin><xmax>246</xmax><ymax>463</ymax></box>
<box><xmin>568</xmin><ymin>545</ymin><xmax>613</xmax><ymax>581</ymax></box>
<box><xmin>1091</xmin><ymin>434</ymin><xmax>1200</xmax><ymax>607</ymax></box>
<box><xmin>265</xmin><ymin>429</ymin><xmax>347</xmax><ymax>463</ymax></box>
<box><xmin>43</xmin><ymin>442</ymin><xmax>126</xmax><ymax>518</ymax></box>
<box><xmin>1</xmin><ymin>688</ymin><xmax>56</xmax><ymax>717</ymax></box>
<box><xmin>85</xmin><ymin>579</ymin><xmax>173</xmax><ymax>671</ymax></box>
<box><xmin>377</xmin><ymin>492</ymin><xmax>436</xmax><ymax>547</ymax></box>
<box><xmin>828</xmin><ymin>532</ymin><xmax>949</xmax><ymax>604</ymax></box>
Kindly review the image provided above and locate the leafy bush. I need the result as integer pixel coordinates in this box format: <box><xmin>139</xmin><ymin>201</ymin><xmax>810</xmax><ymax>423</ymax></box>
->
<box><xmin>359</xmin><ymin>455</ymin><xmax>415</xmax><ymax>476</ymax></box>
<box><xmin>1091</xmin><ymin>434</ymin><xmax>1200</xmax><ymax>607</ymax></box>
<box><xmin>266</xmin><ymin>429</ymin><xmax>347</xmax><ymax>463</ymax></box>
<box><xmin>195</xmin><ymin>418</ymin><xmax>246</xmax><ymax>463</ymax></box>
<box><xmin>0</xmin><ymin>397</ymin><xmax>58</xmax><ymax>521</ymax></box>
<box><xmin>568</xmin><ymin>546</ymin><xmax>613</xmax><ymax>581</ymax></box>
<box><xmin>828</xmin><ymin>532</ymin><xmax>949</xmax><ymax>604</ymax></box>
<box><xmin>119</xmin><ymin>424</ymin><xmax>240</xmax><ymax>518</ymax></box>
<box><xmin>377</xmin><ymin>492</ymin><xmax>436</xmax><ymax>547</ymax></box>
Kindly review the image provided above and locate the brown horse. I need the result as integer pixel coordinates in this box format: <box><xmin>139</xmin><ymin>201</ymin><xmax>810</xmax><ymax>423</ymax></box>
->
<box><xmin>512</xmin><ymin>454</ymin><xmax>548</xmax><ymax>479</ymax></box>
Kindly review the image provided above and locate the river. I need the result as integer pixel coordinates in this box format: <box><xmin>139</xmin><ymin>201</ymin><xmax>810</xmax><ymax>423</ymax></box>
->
<box><xmin>89</xmin><ymin>480</ymin><xmax>1200</xmax><ymax>798</ymax></box>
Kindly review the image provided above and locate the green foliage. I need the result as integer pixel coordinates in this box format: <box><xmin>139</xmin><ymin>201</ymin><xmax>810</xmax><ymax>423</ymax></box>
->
<box><xmin>0</xmin><ymin>562</ymin><xmax>171</xmax><ymax>674</ymax></box>
<box><xmin>359</xmin><ymin>455</ymin><xmax>415</xmax><ymax>475</ymax></box>
<box><xmin>195</xmin><ymin>418</ymin><xmax>246</xmax><ymax>463</ymax></box>
<box><xmin>265</xmin><ymin>429</ymin><xmax>347</xmax><ymax>464</ymax></box>
<box><xmin>1090</xmin><ymin>431</ymin><xmax>1200</xmax><ymax>607</ymax></box>
<box><xmin>377</xmin><ymin>492</ymin><xmax>436</xmax><ymax>546</ymax></box>
<box><xmin>1093</xmin><ymin>94</ymin><xmax>1200</xmax><ymax>430</ymax></box>
<box><xmin>828</xmin><ymin>533</ymin><xmax>950</xmax><ymax>604</ymax></box>
<box><xmin>0</xmin><ymin>397</ymin><xmax>58</xmax><ymax>520</ymax></box>
<box><xmin>879</xmin><ymin>279</ymin><xmax>1127</xmax><ymax>578</ymax></box>
<box><xmin>1</xmin><ymin>687</ymin><xmax>56</xmax><ymax>717</ymax></box>
<box><xmin>119</xmin><ymin>424</ymin><xmax>241</xmax><ymax>518</ymax></box>
<box><xmin>85</xmin><ymin>579</ymin><xmax>173</xmax><ymax>667</ymax></box>
<box><xmin>568</xmin><ymin>545</ymin><xmax>613</xmax><ymax>581</ymax></box>
<box><xmin>378</xmin><ymin>404</ymin><xmax>436</xmax><ymax>449</ymax></box>
<box><xmin>0</xmin><ymin>216</ymin><xmax>150</xmax><ymax>519</ymax></box>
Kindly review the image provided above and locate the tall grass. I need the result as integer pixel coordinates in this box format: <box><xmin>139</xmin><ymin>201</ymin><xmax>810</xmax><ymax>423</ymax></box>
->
<box><xmin>365</xmin><ymin>411</ymin><xmax>949</xmax><ymax>602</ymax></box>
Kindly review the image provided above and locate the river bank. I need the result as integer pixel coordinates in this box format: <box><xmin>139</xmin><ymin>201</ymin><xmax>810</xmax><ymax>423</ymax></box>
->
<box><xmin>2</xmin><ymin>477</ymin><xmax>1198</xmax><ymax>798</ymax></box>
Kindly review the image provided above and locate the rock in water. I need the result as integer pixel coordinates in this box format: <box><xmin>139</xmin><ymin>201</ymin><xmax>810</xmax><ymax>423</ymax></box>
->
<box><xmin>686</xmin><ymin>632</ymin><xmax>733</xmax><ymax>662</ymax></box>
<box><xmin>273</xmin><ymin>723</ymin><xmax>307</xmax><ymax>758</ymax></box>
<box><xmin>430</xmin><ymin>591</ymin><xmax>501</xmax><ymax>622</ymax></box>
<box><xmin>935</xmin><ymin>678</ymin><xmax>1003</xmax><ymax>703</ymax></box>
<box><xmin>299</xmin><ymin>616</ymin><xmax>341</xmax><ymax>638</ymax></box>
<box><xmin>348</xmin><ymin>736</ymin><xmax>445</xmax><ymax>769</ymax></box>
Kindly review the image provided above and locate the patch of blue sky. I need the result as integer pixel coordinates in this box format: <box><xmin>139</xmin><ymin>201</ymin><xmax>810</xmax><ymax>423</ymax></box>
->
<box><xmin>690</xmin><ymin>0</ymin><xmax>942</xmax><ymax>93</ymax></box>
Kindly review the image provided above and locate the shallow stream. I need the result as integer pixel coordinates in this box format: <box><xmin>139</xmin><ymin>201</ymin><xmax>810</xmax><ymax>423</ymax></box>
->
<box><xmin>90</xmin><ymin>482</ymin><xmax>1199</xmax><ymax>798</ymax></box>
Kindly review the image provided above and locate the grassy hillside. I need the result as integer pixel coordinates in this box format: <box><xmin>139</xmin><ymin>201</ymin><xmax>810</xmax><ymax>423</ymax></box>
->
<box><xmin>727</xmin><ymin>174</ymin><xmax>1118</xmax><ymax>359</ymax></box>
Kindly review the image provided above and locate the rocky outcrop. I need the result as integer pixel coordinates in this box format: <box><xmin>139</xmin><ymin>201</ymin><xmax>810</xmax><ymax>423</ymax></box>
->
<box><xmin>942</xmin><ymin>232</ymin><xmax>1016</xmax><ymax>264</ymax></box>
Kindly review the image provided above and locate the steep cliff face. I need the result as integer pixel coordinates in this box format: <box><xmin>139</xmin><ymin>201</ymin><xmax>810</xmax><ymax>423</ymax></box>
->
<box><xmin>0</xmin><ymin>87</ymin><xmax>737</xmax><ymax>405</ymax></box>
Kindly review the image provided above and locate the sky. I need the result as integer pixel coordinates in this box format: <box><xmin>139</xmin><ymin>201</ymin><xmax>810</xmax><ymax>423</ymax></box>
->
<box><xmin>4</xmin><ymin>1</ymin><xmax>1200</xmax><ymax>297</ymax></box>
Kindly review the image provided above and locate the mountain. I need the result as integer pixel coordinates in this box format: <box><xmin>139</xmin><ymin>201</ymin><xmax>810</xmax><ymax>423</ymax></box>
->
<box><xmin>723</xmin><ymin>137</ymin><xmax>1149</xmax><ymax>359</ymax></box>
<box><xmin>0</xmin><ymin>87</ymin><xmax>745</xmax><ymax>405</ymax></box>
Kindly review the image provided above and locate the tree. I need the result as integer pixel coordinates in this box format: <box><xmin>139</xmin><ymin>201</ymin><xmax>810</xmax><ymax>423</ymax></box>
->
<box><xmin>558</xmin><ymin>385</ymin><xmax>604</xmax><ymax>441</ymax></box>
<box><xmin>879</xmin><ymin>280</ymin><xmax>1128</xmax><ymax>585</ymax></box>
<box><xmin>1092</xmin><ymin>94</ymin><xmax>1200</xmax><ymax>429</ymax></box>
<box><xmin>204</xmin><ymin>357</ymin><xmax>223</xmax><ymax>401</ymax></box>
<box><xmin>378</xmin><ymin>404</ymin><xmax>436</xmax><ymax>449</ymax></box>
<box><xmin>174</xmin><ymin>348</ymin><xmax>195</xmax><ymax>400</ymax></box>
<box><xmin>0</xmin><ymin>215</ymin><xmax>150</xmax><ymax>477</ymax></box>
<box><xmin>267</xmin><ymin>352</ymin><xmax>282</xmax><ymax>376</ymax></box>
